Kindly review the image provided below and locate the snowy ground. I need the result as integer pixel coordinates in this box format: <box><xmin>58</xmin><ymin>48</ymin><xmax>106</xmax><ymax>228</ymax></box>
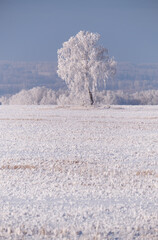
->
<box><xmin>0</xmin><ymin>105</ymin><xmax>158</xmax><ymax>239</ymax></box>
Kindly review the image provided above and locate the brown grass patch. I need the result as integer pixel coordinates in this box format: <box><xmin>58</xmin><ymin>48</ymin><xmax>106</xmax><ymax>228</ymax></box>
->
<box><xmin>0</xmin><ymin>164</ymin><xmax>36</xmax><ymax>170</ymax></box>
<box><xmin>0</xmin><ymin>118</ymin><xmax>48</xmax><ymax>121</ymax></box>
<box><xmin>136</xmin><ymin>170</ymin><xmax>158</xmax><ymax>177</ymax></box>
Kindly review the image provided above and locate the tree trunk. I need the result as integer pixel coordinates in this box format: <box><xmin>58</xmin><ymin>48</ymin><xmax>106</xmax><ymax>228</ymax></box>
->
<box><xmin>88</xmin><ymin>88</ymin><xmax>94</xmax><ymax>105</ymax></box>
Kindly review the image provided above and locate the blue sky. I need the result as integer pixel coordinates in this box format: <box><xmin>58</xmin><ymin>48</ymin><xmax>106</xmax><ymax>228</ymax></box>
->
<box><xmin>0</xmin><ymin>0</ymin><xmax>158</xmax><ymax>63</ymax></box>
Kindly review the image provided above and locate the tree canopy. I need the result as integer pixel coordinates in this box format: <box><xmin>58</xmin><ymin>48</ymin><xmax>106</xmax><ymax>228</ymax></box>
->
<box><xmin>57</xmin><ymin>31</ymin><xmax>116</xmax><ymax>104</ymax></box>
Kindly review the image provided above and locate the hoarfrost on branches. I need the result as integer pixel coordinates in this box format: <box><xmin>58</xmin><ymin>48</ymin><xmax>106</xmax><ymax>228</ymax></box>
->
<box><xmin>57</xmin><ymin>30</ymin><xmax>116</xmax><ymax>105</ymax></box>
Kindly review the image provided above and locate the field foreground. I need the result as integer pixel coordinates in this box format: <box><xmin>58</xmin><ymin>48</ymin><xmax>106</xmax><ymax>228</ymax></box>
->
<box><xmin>0</xmin><ymin>105</ymin><xmax>158</xmax><ymax>239</ymax></box>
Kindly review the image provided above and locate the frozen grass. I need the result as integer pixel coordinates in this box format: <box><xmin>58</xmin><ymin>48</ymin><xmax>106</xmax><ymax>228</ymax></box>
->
<box><xmin>0</xmin><ymin>165</ymin><xmax>36</xmax><ymax>170</ymax></box>
<box><xmin>0</xmin><ymin>105</ymin><xmax>158</xmax><ymax>239</ymax></box>
<box><xmin>136</xmin><ymin>170</ymin><xmax>158</xmax><ymax>177</ymax></box>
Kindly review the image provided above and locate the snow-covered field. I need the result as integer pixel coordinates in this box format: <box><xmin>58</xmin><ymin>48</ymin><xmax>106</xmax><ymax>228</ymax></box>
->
<box><xmin>0</xmin><ymin>105</ymin><xmax>158</xmax><ymax>239</ymax></box>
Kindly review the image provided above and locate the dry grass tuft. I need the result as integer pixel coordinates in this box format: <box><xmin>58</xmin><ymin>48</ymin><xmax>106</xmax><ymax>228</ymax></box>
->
<box><xmin>0</xmin><ymin>165</ymin><xmax>36</xmax><ymax>170</ymax></box>
<box><xmin>136</xmin><ymin>170</ymin><xmax>158</xmax><ymax>177</ymax></box>
<box><xmin>0</xmin><ymin>118</ymin><xmax>48</xmax><ymax>121</ymax></box>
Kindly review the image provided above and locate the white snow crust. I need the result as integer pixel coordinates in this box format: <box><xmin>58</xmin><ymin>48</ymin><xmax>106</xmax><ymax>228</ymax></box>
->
<box><xmin>0</xmin><ymin>105</ymin><xmax>158</xmax><ymax>239</ymax></box>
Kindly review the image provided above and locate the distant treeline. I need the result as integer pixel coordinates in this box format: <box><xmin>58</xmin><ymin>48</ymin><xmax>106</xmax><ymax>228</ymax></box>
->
<box><xmin>0</xmin><ymin>61</ymin><xmax>158</xmax><ymax>96</ymax></box>
<box><xmin>109</xmin><ymin>62</ymin><xmax>158</xmax><ymax>92</ymax></box>
<box><xmin>0</xmin><ymin>60</ymin><xmax>66</xmax><ymax>96</ymax></box>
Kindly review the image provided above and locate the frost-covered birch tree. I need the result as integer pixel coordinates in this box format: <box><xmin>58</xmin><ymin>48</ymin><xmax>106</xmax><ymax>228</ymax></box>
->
<box><xmin>57</xmin><ymin>31</ymin><xmax>116</xmax><ymax>105</ymax></box>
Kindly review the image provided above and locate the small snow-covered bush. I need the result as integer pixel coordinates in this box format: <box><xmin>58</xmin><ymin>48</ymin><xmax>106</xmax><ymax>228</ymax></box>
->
<box><xmin>0</xmin><ymin>87</ymin><xmax>58</xmax><ymax>105</ymax></box>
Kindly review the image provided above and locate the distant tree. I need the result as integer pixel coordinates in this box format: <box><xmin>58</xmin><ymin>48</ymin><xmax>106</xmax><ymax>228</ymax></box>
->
<box><xmin>57</xmin><ymin>30</ymin><xmax>116</xmax><ymax>105</ymax></box>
